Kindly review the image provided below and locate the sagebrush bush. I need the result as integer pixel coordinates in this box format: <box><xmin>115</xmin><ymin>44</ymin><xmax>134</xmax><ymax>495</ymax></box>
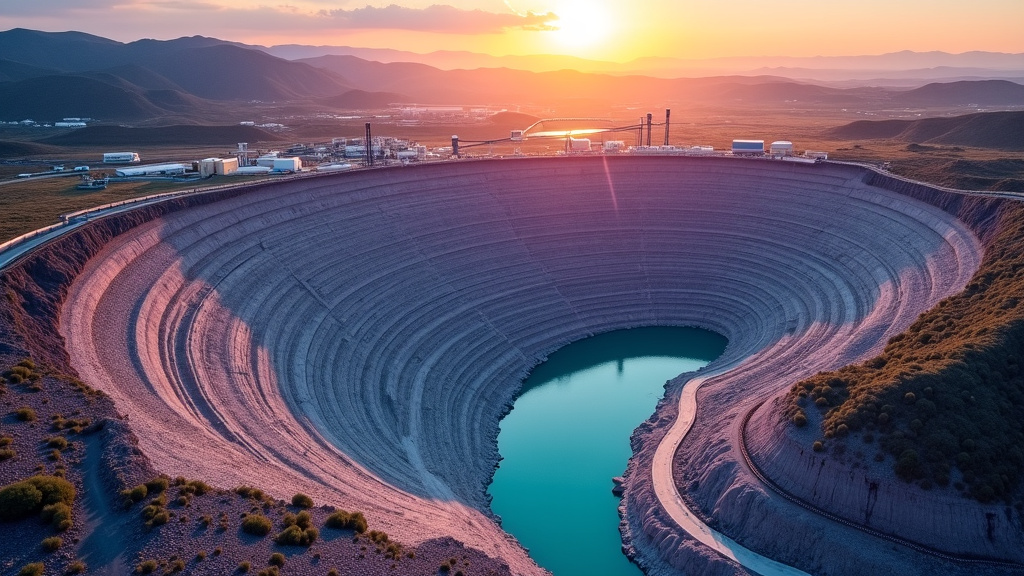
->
<box><xmin>269</xmin><ymin>552</ymin><xmax>285</xmax><ymax>567</ymax></box>
<box><xmin>15</xmin><ymin>407</ymin><xmax>36</xmax><ymax>422</ymax></box>
<box><xmin>241</xmin><ymin>514</ymin><xmax>272</xmax><ymax>536</ymax></box>
<box><xmin>291</xmin><ymin>493</ymin><xmax>313</xmax><ymax>508</ymax></box>
<box><xmin>0</xmin><ymin>476</ymin><xmax>75</xmax><ymax>527</ymax></box>
<box><xmin>41</xmin><ymin>536</ymin><xmax>62</xmax><ymax>552</ymax></box>
<box><xmin>274</xmin><ymin>524</ymin><xmax>319</xmax><ymax>546</ymax></box>
<box><xmin>122</xmin><ymin>484</ymin><xmax>148</xmax><ymax>504</ymax></box>
<box><xmin>145</xmin><ymin>477</ymin><xmax>169</xmax><ymax>494</ymax></box>
<box><xmin>45</xmin><ymin>437</ymin><xmax>69</xmax><ymax>450</ymax></box>
<box><xmin>65</xmin><ymin>560</ymin><xmax>86</xmax><ymax>574</ymax></box>
<box><xmin>18</xmin><ymin>563</ymin><xmax>44</xmax><ymax>576</ymax></box>
<box><xmin>325</xmin><ymin>509</ymin><xmax>367</xmax><ymax>533</ymax></box>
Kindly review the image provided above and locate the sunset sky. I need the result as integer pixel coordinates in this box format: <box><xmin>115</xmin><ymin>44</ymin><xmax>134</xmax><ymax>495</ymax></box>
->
<box><xmin>2</xmin><ymin>0</ymin><xmax>1023</xmax><ymax>61</ymax></box>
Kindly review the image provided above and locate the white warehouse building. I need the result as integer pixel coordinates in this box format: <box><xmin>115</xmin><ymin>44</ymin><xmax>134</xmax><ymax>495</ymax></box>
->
<box><xmin>103</xmin><ymin>152</ymin><xmax>141</xmax><ymax>164</ymax></box>
<box><xmin>115</xmin><ymin>163</ymin><xmax>187</xmax><ymax>177</ymax></box>
<box><xmin>770</xmin><ymin>141</ymin><xmax>795</xmax><ymax>156</ymax></box>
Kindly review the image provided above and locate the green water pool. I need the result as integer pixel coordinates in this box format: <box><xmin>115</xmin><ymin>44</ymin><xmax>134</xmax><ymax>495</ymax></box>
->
<box><xmin>489</xmin><ymin>326</ymin><xmax>726</xmax><ymax>576</ymax></box>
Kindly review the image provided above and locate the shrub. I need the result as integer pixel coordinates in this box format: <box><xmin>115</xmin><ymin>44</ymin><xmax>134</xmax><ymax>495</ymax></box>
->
<box><xmin>45</xmin><ymin>437</ymin><xmax>69</xmax><ymax>450</ymax></box>
<box><xmin>0</xmin><ymin>476</ymin><xmax>75</xmax><ymax>524</ymax></box>
<box><xmin>145</xmin><ymin>477</ymin><xmax>169</xmax><ymax>494</ymax></box>
<box><xmin>275</xmin><ymin>524</ymin><xmax>319</xmax><ymax>546</ymax></box>
<box><xmin>791</xmin><ymin>410</ymin><xmax>807</xmax><ymax>427</ymax></box>
<box><xmin>168</xmin><ymin>559</ymin><xmax>185</xmax><ymax>572</ymax></box>
<box><xmin>176</xmin><ymin>480</ymin><xmax>211</xmax><ymax>496</ymax></box>
<box><xmin>286</xmin><ymin>510</ymin><xmax>312</xmax><ymax>529</ymax></box>
<box><xmin>812</xmin><ymin>441</ymin><xmax>824</xmax><ymax>452</ymax></box>
<box><xmin>0</xmin><ymin>449</ymin><xmax>14</xmax><ymax>461</ymax></box>
<box><xmin>291</xmin><ymin>493</ymin><xmax>314</xmax><ymax>508</ymax></box>
<box><xmin>65</xmin><ymin>560</ymin><xmax>86</xmax><ymax>574</ymax></box>
<box><xmin>269</xmin><ymin>552</ymin><xmax>285</xmax><ymax>567</ymax></box>
<box><xmin>19</xmin><ymin>564</ymin><xmax>44</xmax><ymax>576</ymax></box>
<box><xmin>0</xmin><ymin>436</ymin><xmax>11</xmax><ymax>447</ymax></box>
<box><xmin>15</xmin><ymin>407</ymin><xmax>36</xmax><ymax>422</ymax></box>
<box><xmin>41</xmin><ymin>536</ymin><xmax>62</xmax><ymax>552</ymax></box>
<box><xmin>325</xmin><ymin>509</ymin><xmax>367</xmax><ymax>533</ymax></box>
<box><xmin>0</xmin><ymin>483</ymin><xmax>41</xmax><ymax>519</ymax></box>
<box><xmin>241</xmin><ymin>514</ymin><xmax>272</xmax><ymax>536</ymax></box>
<box><xmin>238</xmin><ymin>561</ymin><xmax>251</xmax><ymax>573</ymax></box>
<box><xmin>895</xmin><ymin>449</ymin><xmax>922</xmax><ymax>481</ymax></box>
<box><xmin>43</xmin><ymin>502</ymin><xmax>73</xmax><ymax>531</ymax></box>
<box><xmin>196</xmin><ymin>551</ymin><xmax>207</xmax><ymax>561</ymax></box>
<box><xmin>135</xmin><ymin>560</ymin><xmax>158</xmax><ymax>574</ymax></box>
<box><xmin>123</xmin><ymin>484</ymin><xmax>148</xmax><ymax>504</ymax></box>
<box><xmin>146</xmin><ymin>510</ymin><xmax>170</xmax><ymax>527</ymax></box>
<box><xmin>235</xmin><ymin>486</ymin><xmax>265</xmax><ymax>500</ymax></box>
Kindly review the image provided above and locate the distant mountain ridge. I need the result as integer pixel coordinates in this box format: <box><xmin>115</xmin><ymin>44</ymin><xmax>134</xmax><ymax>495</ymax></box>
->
<box><xmin>826</xmin><ymin>111</ymin><xmax>1024</xmax><ymax>150</ymax></box>
<box><xmin>0</xmin><ymin>28</ymin><xmax>1022</xmax><ymax>124</ymax></box>
<box><xmin>0</xmin><ymin>28</ymin><xmax>349</xmax><ymax>110</ymax></box>
<box><xmin>260</xmin><ymin>41</ymin><xmax>1024</xmax><ymax>80</ymax></box>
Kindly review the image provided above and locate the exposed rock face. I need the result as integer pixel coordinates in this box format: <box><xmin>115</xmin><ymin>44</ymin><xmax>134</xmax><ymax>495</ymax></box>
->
<box><xmin>49</xmin><ymin>156</ymin><xmax>1012</xmax><ymax>575</ymax></box>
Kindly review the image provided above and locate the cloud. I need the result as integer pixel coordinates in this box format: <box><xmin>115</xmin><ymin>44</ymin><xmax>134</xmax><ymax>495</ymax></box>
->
<box><xmin>316</xmin><ymin>4</ymin><xmax>558</xmax><ymax>34</ymax></box>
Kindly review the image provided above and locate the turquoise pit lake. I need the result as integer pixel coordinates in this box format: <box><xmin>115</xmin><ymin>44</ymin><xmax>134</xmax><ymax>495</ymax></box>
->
<box><xmin>489</xmin><ymin>326</ymin><xmax>727</xmax><ymax>576</ymax></box>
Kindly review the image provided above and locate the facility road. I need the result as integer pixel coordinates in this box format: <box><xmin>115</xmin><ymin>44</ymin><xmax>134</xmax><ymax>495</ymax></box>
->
<box><xmin>651</xmin><ymin>369</ymin><xmax>813</xmax><ymax>576</ymax></box>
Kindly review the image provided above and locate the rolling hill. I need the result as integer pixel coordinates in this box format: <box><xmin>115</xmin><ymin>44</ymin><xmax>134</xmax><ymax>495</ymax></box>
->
<box><xmin>0</xmin><ymin>75</ymin><xmax>167</xmax><ymax>121</ymax></box>
<box><xmin>40</xmin><ymin>125</ymin><xmax>276</xmax><ymax>146</ymax></box>
<box><xmin>0</xmin><ymin>29</ymin><xmax>350</xmax><ymax>103</ymax></box>
<box><xmin>826</xmin><ymin>110</ymin><xmax>1024</xmax><ymax>150</ymax></box>
<box><xmin>891</xmin><ymin>80</ymin><xmax>1024</xmax><ymax>106</ymax></box>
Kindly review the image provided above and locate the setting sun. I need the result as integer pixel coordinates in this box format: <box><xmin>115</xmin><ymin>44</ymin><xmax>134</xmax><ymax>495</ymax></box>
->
<box><xmin>549</xmin><ymin>0</ymin><xmax>613</xmax><ymax>50</ymax></box>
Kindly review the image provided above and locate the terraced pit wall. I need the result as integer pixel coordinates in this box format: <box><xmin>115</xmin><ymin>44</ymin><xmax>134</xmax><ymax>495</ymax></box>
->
<box><xmin>0</xmin><ymin>156</ymin><xmax>1013</xmax><ymax>576</ymax></box>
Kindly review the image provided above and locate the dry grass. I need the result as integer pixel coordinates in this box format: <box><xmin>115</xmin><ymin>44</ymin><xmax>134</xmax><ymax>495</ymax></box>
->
<box><xmin>0</xmin><ymin>174</ymin><xmax>269</xmax><ymax>242</ymax></box>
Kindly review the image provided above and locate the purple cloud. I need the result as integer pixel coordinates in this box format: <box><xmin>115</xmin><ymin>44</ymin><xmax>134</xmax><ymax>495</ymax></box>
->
<box><xmin>317</xmin><ymin>4</ymin><xmax>558</xmax><ymax>34</ymax></box>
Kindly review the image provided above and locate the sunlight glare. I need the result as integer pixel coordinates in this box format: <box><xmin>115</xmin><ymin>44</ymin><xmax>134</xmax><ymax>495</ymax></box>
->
<box><xmin>551</xmin><ymin>0</ymin><xmax>613</xmax><ymax>50</ymax></box>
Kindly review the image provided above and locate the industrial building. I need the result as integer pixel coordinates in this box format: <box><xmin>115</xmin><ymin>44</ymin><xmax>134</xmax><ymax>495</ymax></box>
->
<box><xmin>104</xmin><ymin>152</ymin><xmax>141</xmax><ymax>164</ymax></box>
<box><xmin>569</xmin><ymin>137</ymin><xmax>591</xmax><ymax>153</ymax></box>
<box><xmin>770</xmin><ymin>141</ymin><xmax>794</xmax><ymax>156</ymax></box>
<box><xmin>115</xmin><ymin>163</ymin><xmax>187</xmax><ymax>177</ymax></box>
<box><xmin>732</xmin><ymin>140</ymin><xmax>765</xmax><ymax>155</ymax></box>
<box><xmin>200</xmin><ymin>158</ymin><xmax>239</xmax><ymax>177</ymax></box>
<box><xmin>270</xmin><ymin>157</ymin><xmax>302</xmax><ymax>173</ymax></box>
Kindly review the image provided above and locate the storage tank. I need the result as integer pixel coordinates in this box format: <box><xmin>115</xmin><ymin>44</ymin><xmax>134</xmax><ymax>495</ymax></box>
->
<box><xmin>770</xmin><ymin>141</ymin><xmax>794</xmax><ymax>156</ymax></box>
<box><xmin>732</xmin><ymin>140</ymin><xmax>764</xmax><ymax>155</ymax></box>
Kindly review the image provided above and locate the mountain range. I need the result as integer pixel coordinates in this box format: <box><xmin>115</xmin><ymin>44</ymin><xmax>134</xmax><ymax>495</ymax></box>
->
<box><xmin>259</xmin><ymin>43</ymin><xmax>1024</xmax><ymax>81</ymax></box>
<box><xmin>0</xmin><ymin>28</ymin><xmax>1022</xmax><ymax>123</ymax></box>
